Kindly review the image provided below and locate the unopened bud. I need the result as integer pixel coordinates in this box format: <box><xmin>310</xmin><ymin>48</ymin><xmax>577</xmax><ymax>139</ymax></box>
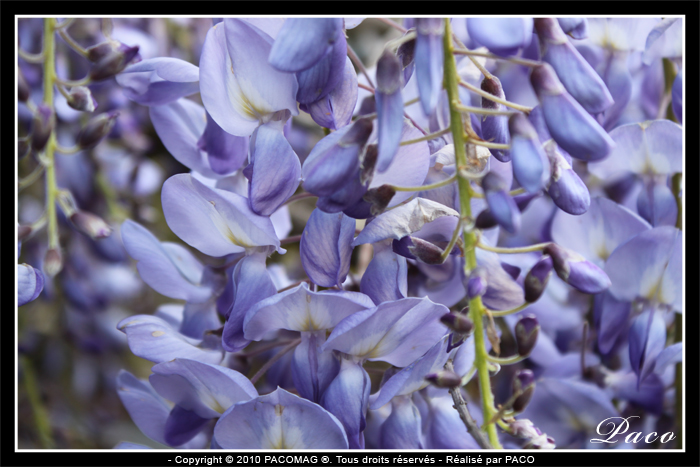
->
<box><xmin>396</xmin><ymin>35</ymin><xmax>415</xmax><ymax>84</ymax></box>
<box><xmin>31</xmin><ymin>105</ymin><xmax>54</xmax><ymax>152</ymax></box>
<box><xmin>440</xmin><ymin>312</ymin><xmax>474</xmax><ymax>335</ymax></box>
<box><xmin>70</xmin><ymin>211</ymin><xmax>112</xmax><ymax>239</ymax></box>
<box><xmin>425</xmin><ymin>370</ymin><xmax>461</xmax><ymax>388</ymax></box>
<box><xmin>66</xmin><ymin>86</ymin><xmax>98</xmax><ymax>112</ymax></box>
<box><xmin>376</xmin><ymin>50</ymin><xmax>403</xmax><ymax>94</ymax></box>
<box><xmin>18</xmin><ymin>224</ymin><xmax>32</xmax><ymax>241</ymax></box>
<box><xmin>515</xmin><ymin>314</ymin><xmax>539</xmax><ymax>357</ymax></box>
<box><xmin>544</xmin><ymin>243</ymin><xmax>611</xmax><ymax>294</ymax></box>
<box><xmin>363</xmin><ymin>184</ymin><xmax>395</xmax><ymax>216</ymax></box>
<box><xmin>512</xmin><ymin>369</ymin><xmax>536</xmax><ymax>412</ymax></box>
<box><xmin>524</xmin><ymin>256</ymin><xmax>553</xmax><ymax>303</ymax></box>
<box><xmin>44</xmin><ymin>247</ymin><xmax>63</xmax><ymax>277</ymax></box>
<box><xmin>407</xmin><ymin>237</ymin><xmax>445</xmax><ymax>265</ymax></box>
<box><xmin>89</xmin><ymin>43</ymin><xmax>140</xmax><ymax>81</ymax></box>
<box><xmin>18</xmin><ymin>68</ymin><xmax>30</xmax><ymax>102</ymax></box>
<box><xmin>77</xmin><ymin>111</ymin><xmax>119</xmax><ymax>149</ymax></box>
<box><xmin>466</xmin><ymin>266</ymin><xmax>488</xmax><ymax>299</ymax></box>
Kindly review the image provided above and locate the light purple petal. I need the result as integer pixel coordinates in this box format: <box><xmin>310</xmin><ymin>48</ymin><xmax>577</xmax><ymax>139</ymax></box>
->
<box><xmin>604</xmin><ymin>226</ymin><xmax>681</xmax><ymax>307</ymax></box>
<box><xmin>323</xmin><ymin>297</ymin><xmax>448</xmax><ymax>366</ymax></box>
<box><xmin>244</xmin><ymin>283</ymin><xmax>374</xmax><ymax>339</ymax></box>
<box><xmin>467</xmin><ymin>18</ymin><xmax>533</xmax><ymax>56</ymax></box>
<box><xmin>150</xmin><ymin>358</ymin><xmax>257</xmax><ymax>419</ymax></box>
<box><xmin>117</xmin><ymin>313</ymin><xmax>223</xmax><ymax>365</ymax></box>
<box><xmin>269</xmin><ymin>19</ymin><xmax>342</xmax><ymax>72</ymax></box>
<box><xmin>18</xmin><ymin>263</ymin><xmax>44</xmax><ymax>306</ymax></box>
<box><xmin>247</xmin><ymin>121</ymin><xmax>301</xmax><ymax>216</ymax></box>
<box><xmin>304</xmin><ymin>56</ymin><xmax>358</xmax><ymax>130</ymax></box>
<box><xmin>352</xmin><ymin>198</ymin><xmax>459</xmax><ymax>247</ymax></box>
<box><xmin>300</xmin><ymin>208</ymin><xmax>356</xmax><ymax>288</ymax></box>
<box><xmin>121</xmin><ymin>219</ymin><xmax>217</xmax><ymax>303</ymax></box>
<box><xmin>161</xmin><ymin>173</ymin><xmax>281</xmax><ymax>257</ymax></box>
<box><xmin>214</xmin><ymin>388</ymin><xmax>349</xmax><ymax>449</ymax></box>
<box><xmin>361</xmin><ymin>240</ymin><xmax>408</xmax><ymax>305</ymax></box>
<box><xmin>117</xmin><ymin>57</ymin><xmax>199</xmax><ymax>106</ymax></box>
<box><xmin>222</xmin><ymin>253</ymin><xmax>277</xmax><ymax>352</ymax></box>
<box><xmin>116</xmin><ymin>370</ymin><xmax>170</xmax><ymax>446</ymax></box>
<box><xmin>295</xmin><ymin>28</ymin><xmax>347</xmax><ymax>104</ymax></box>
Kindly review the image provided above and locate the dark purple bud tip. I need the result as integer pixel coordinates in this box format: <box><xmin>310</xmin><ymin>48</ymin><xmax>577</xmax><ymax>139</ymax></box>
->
<box><xmin>530</xmin><ymin>63</ymin><xmax>565</xmax><ymax>97</ymax></box>
<box><xmin>86</xmin><ymin>42</ymin><xmax>116</xmax><ymax>62</ymax></box>
<box><xmin>89</xmin><ymin>44</ymin><xmax>140</xmax><ymax>81</ymax></box>
<box><xmin>397</xmin><ymin>36</ymin><xmax>416</xmax><ymax>84</ymax></box>
<box><xmin>515</xmin><ymin>315</ymin><xmax>540</xmax><ymax>356</ymax></box>
<box><xmin>339</xmin><ymin>117</ymin><xmax>373</xmax><ymax>148</ymax></box>
<box><xmin>70</xmin><ymin>211</ymin><xmax>113</xmax><ymax>239</ymax></box>
<box><xmin>509</xmin><ymin>113</ymin><xmax>539</xmax><ymax>140</ymax></box>
<box><xmin>18</xmin><ymin>69</ymin><xmax>30</xmax><ymax>103</ymax></box>
<box><xmin>360</xmin><ymin>144</ymin><xmax>378</xmax><ymax>184</ymax></box>
<box><xmin>31</xmin><ymin>105</ymin><xmax>54</xmax><ymax>152</ymax></box>
<box><xmin>524</xmin><ymin>256</ymin><xmax>553</xmax><ymax>303</ymax></box>
<box><xmin>467</xmin><ymin>266</ymin><xmax>488</xmax><ymax>299</ymax></box>
<box><xmin>407</xmin><ymin>237</ymin><xmax>446</xmax><ymax>265</ymax></box>
<box><xmin>544</xmin><ymin>243</ymin><xmax>610</xmax><ymax>294</ymax></box>
<box><xmin>376</xmin><ymin>50</ymin><xmax>403</xmax><ymax>94</ymax></box>
<box><xmin>44</xmin><ymin>247</ymin><xmax>63</xmax><ymax>277</ymax></box>
<box><xmin>363</xmin><ymin>184</ymin><xmax>396</xmax><ymax>216</ymax></box>
<box><xmin>512</xmin><ymin>369</ymin><xmax>536</xmax><ymax>412</ymax></box>
<box><xmin>66</xmin><ymin>86</ymin><xmax>98</xmax><ymax>113</ymax></box>
<box><xmin>475</xmin><ymin>208</ymin><xmax>498</xmax><ymax>229</ymax></box>
<box><xmin>425</xmin><ymin>370</ymin><xmax>461</xmax><ymax>388</ymax></box>
<box><xmin>440</xmin><ymin>313</ymin><xmax>474</xmax><ymax>335</ymax></box>
<box><xmin>77</xmin><ymin>111</ymin><xmax>119</xmax><ymax>150</ymax></box>
<box><xmin>533</xmin><ymin>18</ymin><xmax>568</xmax><ymax>44</ymax></box>
<box><xmin>481</xmin><ymin>171</ymin><xmax>508</xmax><ymax>193</ymax></box>
<box><xmin>481</xmin><ymin>76</ymin><xmax>505</xmax><ymax>110</ymax></box>
<box><xmin>18</xmin><ymin>224</ymin><xmax>32</xmax><ymax>241</ymax></box>
<box><xmin>358</xmin><ymin>95</ymin><xmax>376</xmax><ymax>116</ymax></box>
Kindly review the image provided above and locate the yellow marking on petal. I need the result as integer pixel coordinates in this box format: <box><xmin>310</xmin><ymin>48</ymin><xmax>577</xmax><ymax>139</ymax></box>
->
<box><xmin>151</xmin><ymin>330</ymin><xmax>165</xmax><ymax>337</ymax></box>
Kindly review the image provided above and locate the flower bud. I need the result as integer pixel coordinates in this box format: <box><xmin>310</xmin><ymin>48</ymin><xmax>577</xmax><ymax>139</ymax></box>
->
<box><xmin>515</xmin><ymin>315</ymin><xmax>539</xmax><ymax>357</ymax></box>
<box><xmin>544</xmin><ymin>141</ymin><xmax>590</xmax><ymax>215</ymax></box>
<box><xmin>31</xmin><ymin>105</ymin><xmax>54</xmax><ymax>152</ymax></box>
<box><xmin>407</xmin><ymin>237</ymin><xmax>445</xmax><ymax>265</ymax></box>
<box><xmin>509</xmin><ymin>113</ymin><xmax>548</xmax><ymax>193</ymax></box>
<box><xmin>66</xmin><ymin>86</ymin><xmax>98</xmax><ymax>112</ymax></box>
<box><xmin>481</xmin><ymin>76</ymin><xmax>510</xmax><ymax>162</ymax></box>
<box><xmin>544</xmin><ymin>243</ymin><xmax>611</xmax><ymax>294</ymax></box>
<box><xmin>363</xmin><ymin>184</ymin><xmax>396</xmax><ymax>216</ymax></box>
<box><xmin>70</xmin><ymin>211</ymin><xmax>113</xmax><ymax>239</ymax></box>
<box><xmin>77</xmin><ymin>111</ymin><xmax>119</xmax><ymax>150</ymax></box>
<box><xmin>482</xmin><ymin>171</ymin><xmax>520</xmax><ymax>234</ymax></box>
<box><xmin>512</xmin><ymin>369</ymin><xmax>535</xmax><ymax>412</ymax></box>
<box><xmin>425</xmin><ymin>370</ymin><xmax>461</xmax><ymax>389</ymax></box>
<box><xmin>89</xmin><ymin>43</ymin><xmax>140</xmax><ymax>81</ymax></box>
<box><xmin>524</xmin><ymin>256</ymin><xmax>553</xmax><ymax>302</ymax></box>
<box><xmin>18</xmin><ymin>224</ymin><xmax>32</xmax><ymax>241</ymax></box>
<box><xmin>466</xmin><ymin>266</ymin><xmax>488</xmax><ymax>299</ymax></box>
<box><xmin>18</xmin><ymin>68</ymin><xmax>30</xmax><ymax>103</ymax></box>
<box><xmin>440</xmin><ymin>312</ymin><xmax>474</xmax><ymax>335</ymax></box>
<box><xmin>44</xmin><ymin>247</ymin><xmax>63</xmax><ymax>277</ymax></box>
<box><xmin>376</xmin><ymin>50</ymin><xmax>402</xmax><ymax>95</ymax></box>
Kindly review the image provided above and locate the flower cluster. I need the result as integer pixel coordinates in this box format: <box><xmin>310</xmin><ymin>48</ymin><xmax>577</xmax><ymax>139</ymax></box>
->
<box><xmin>17</xmin><ymin>17</ymin><xmax>683</xmax><ymax>451</ymax></box>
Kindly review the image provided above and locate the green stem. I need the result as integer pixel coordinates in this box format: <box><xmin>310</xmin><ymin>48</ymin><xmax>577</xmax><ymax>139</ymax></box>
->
<box><xmin>454</xmin><ymin>48</ymin><xmax>542</xmax><ymax>68</ymax></box>
<box><xmin>391</xmin><ymin>174</ymin><xmax>456</xmax><ymax>192</ymax></box>
<box><xmin>486</xmin><ymin>353</ymin><xmax>526</xmax><ymax>365</ymax></box>
<box><xmin>477</xmin><ymin>241</ymin><xmax>550</xmax><ymax>255</ymax></box>
<box><xmin>459</xmin><ymin>79</ymin><xmax>533</xmax><ymax>114</ymax></box>
<box><xmin>398</xmin><ymin>127</ymin><xmax>451</xmax><ymax>146</ymax></box>
<box><xmin>21</xmin><ymin>356</ymin><xmax>55</xmax><ymax>448</ymax></box>
<box><xmin>43</xmin><ymin>18</ymin><xmax>59</xmax><ymax>251</ymax></box>
<box><xmin>488</xmin><ymin>303</ymin><xmax>529</xmax><ymax>317</ymax></box>
<box><xmin>443</xmin><ymin>18</ymin><xmax>502</xmax><ymax>449</ymax></box>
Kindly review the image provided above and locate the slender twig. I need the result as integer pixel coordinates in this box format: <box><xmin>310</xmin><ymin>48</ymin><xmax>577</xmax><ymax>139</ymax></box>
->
<box><xmin>469</xmin><ymin>139</ymin><xmax>511</xmax><ymax>150</ymax></box>
<box><xmin>55</xmin><ymin>143</ymin><xmax>80</xmax><ymax>154</ymax></box>
<box><xmin>19</xmin><ymin>49</ymin><xmax>45</xmax><ymax>63</ymax></box>
<box><xmin>54</xmin><ymin>18</ymin><xmax>75</xmax><ymax>30</ymax></box>
<box><xmin>391</xmin><ymin>174</ymin><xmax>457</xmax><ymax>192</ymax></box>
<box><xmin>43</xmin><ymin>18</ymin><xmax>60</xmax><ymax>253</ymax></box>
<box><xmin>19</xmin><ymin>164</ymin><xmax>47</xmax><ymax>191</ymax></box>
<box><xmin>477</xmin><ymin>241</ymin><xmax>550</xmax><ymax>255</ymax></box>
<box><xmin>454</xmin><ymin>48</ymin><xmax>543</xmax><ymax>69</ymax></box>
<box><xmin>249</xmin><ymin>339</ymin><xmax>301</xmax><ymax>385</ymax></box>
<box><xmin>486</xmin><ymin>353</ymin><xmax>526</xmax><ymax>365</ymax></box>
<box><xmin>451</xmin><ymin>34</ymin><xmax>494</xmax><ymax>80</ymax></box>
<box><xmin>283</xmin><ymin>192</ymin><xmax>317</xmax><ymax>206</ymax></box>
<box><xmin>440</xmin><ymin>218</ymin><xmax>463</xmax><ymax>262</ymax></box>
<box><xmin>445</xmin><ymin>360</ymin><xmax>493</xmax><ymax>449</ymax></box>
<box><xmin>459</xmin><ymin>79</ymin><xmax>533</xmax><ymax>114</ymax></box>
<box><xmin>399</xmin><ymin>127</ymin><xmax>451</xmax><ymax>146</ymax></box>
<box><xmin>57</xmin><ymin>28</ymin><xmax>89</xmax><ymax>58</ymax></box>
<box><xmin>488</xmin><ymin>303</ymin><xmax>529</xmax><ymax>317</ymax></box>
<box><xmin>55</xmin><ymin>76</ymin><xmax>90</xmax><ymax>87</ymax></box>
<box><xmin>357</xmin><ymin>82</ymin><xmax>375</xmax><ymax>93</ymax></box>
<box><xmin>456</xmin><ymin>103</ymin><xmax>519</xmax><ymax>117</ymax></box>
<box><xmin>375</xmin><ymin>17</ymin><xmax>407</xmax><ymax>33</ymax></box>
<box><xmin>280</xmin><ymin>234</ymin><xmax>302</xmax><ymax>245</ymax></box>
<box><xmin>347</xmin><ymin>44</ymin><xmax>375</xmax><ymax>89</ymax></box>
<box><xmin>469</xmin><ymin>186</ymin><xmax>526</xmax><ymax>199</ymax></box>
<box><xmin>443</xmin><ymin>19</ymin><xmax>502</xmax><ymax>449</ymax></box>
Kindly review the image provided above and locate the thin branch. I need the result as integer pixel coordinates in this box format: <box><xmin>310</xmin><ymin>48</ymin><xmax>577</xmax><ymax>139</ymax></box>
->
<box><xmin>454</xmin><ymin>48</ymin><xmax>543</xmax><ymax>69</ymax></box>
<box><xmin>459</xmin><ymin>79</ymin><xmax>533</xmax><ymax>114</ymax></box>
<box><xmin>57</xmin><ymin>28</ymin><xmax>89</xmax><ymax>58</ymax></box>
<box><xmin>19</xmin><ymin>49</ymin><xmax>44</xmax><ymax>63</ymax></box>
<box><xmin>250</xmin><ymin>339</ymin><xmax>301</xmax><ymax>385</ymax></box>
<box><xmin>347</xmin><ymin>44</ymin><xmax>375</xmax><ymax>89</ymax></box>
<box><xmin>375</xmin><ymin>17</ymin><xmax>407</xmax><ymax>33</ymax></box>
<box><xmin>445</xmin><ymin>360</ymin><xmax>493</xmax><ymax>449</ymax></box>
<box><xmin>399</xmin><ymin>127</ymin><xmax>451</xmax><ymax>146</ymax></box>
